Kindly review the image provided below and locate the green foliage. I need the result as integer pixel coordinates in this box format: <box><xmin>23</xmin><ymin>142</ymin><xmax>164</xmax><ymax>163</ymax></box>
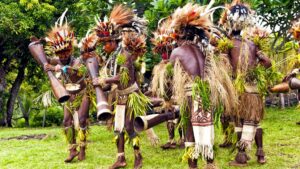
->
<box><xmin>234</xmin><ymin>73</ymin><xmax>246</xmax><ymax>94</ymax></box>
<box><xmin>120</xmin><ymin>67</ymin><xmax>130</xmax><ymax>87</ymax></box>
<box><xmin>217</xmin><ymin>37</ymin><xmax>234</xmax><ymax>53</ymax></box>
<box><xmin>64</xmin><ymin>126</ymin><xmax>75</xmax><ymax>144</ymax></box>
<box><xmin>77</xmin><ymin>64</ymin><xmax>88</xmax><ymax>77</ymax></box>
<box><xmin>255</xmin><ymin>0</ymin><xmax>299</xmax><ymax>46</ymax></box>
<box><xmin>178</xmin><ymin>99</ymin><xmax>189</xmax><ymax>134</ymax></box>
<box><xmin>116</xmin><ymin>54</ymin><xmax>127</xmax><ymax>66</ymax></box>
<box><xmin>127</xmin><ymin>92</ymin><xmax>151</xmax><ymax>119</ymax></box>
<box><xmin>30</xmin><ymin>106</ymin><xmax>63</xmax><ymax>127</ymax></box>
<box><xmin>166</xmin><ymin>62</ymin><xmax>174</xmax><ymax>77</ymax></box>
<box><xmin>143</xmin><ymin>0</ymin><xmax>187</xmax><ymax>72</ymax></box>
<box><xmin>192</xmin><ymin>77</ymin><xmax>211</xmax><ymax>111</ymax></box>
<box><xmin>15</xmin><ymin>118</ymin><xmax>26</xmax><ymax>128</ymax></box>
<box><xmin>182</xmin><ymin>146</ymin><xmax>195</xmax><ymax>162</ymax></box>
<box><xmin>251</xmin><ymin>64</ymin><xmax>282</xmax><ymax>96</ymax></box>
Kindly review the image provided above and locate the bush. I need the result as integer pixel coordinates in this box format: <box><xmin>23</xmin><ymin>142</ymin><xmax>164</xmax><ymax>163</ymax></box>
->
<box><xmin>30</xmin><ymin>106</ymin><xmax>64</xmax><ymax>127</ymax></box>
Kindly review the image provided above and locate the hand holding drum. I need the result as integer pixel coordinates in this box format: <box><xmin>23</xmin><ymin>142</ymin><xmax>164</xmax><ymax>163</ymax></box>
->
<box><xmin>85</xmin><ymin>56</ymin><xmax>112</xmax><ymax>121</ymax></box>
<box><xmin>28</xmin><ymin>40</ymin><xmax>70</xmax><ymax>103</ymax></box>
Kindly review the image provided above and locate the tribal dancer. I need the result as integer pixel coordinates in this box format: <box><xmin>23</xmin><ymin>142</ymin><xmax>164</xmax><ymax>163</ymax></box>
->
<box><xmin>92</xmin><ymin>5</ymin><xmax>149</xmax><ymax>169</ymax></box>
<box><xmin>151</xmin><ymin>18</ymin><xmax>184</xmax><ymax>149</ymax></box>
<box><xmin>218</xmin><ymin>0</ymin><xmax>272</xmax><ymax>166</ymax></box>
<box><xmin>42</xmin><ymin>10</ymin><xmax>91</xmax><ymax>162</ymax></box>
<box><xmin>165</xmin><ymin>3</ymin><xmax>237</xmax><ymax>169</ymax></box>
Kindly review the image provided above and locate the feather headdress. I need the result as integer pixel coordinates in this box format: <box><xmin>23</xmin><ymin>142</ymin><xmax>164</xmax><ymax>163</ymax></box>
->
<box><xmin>246</xmin><ymin>26</ymin><xmax>270</xmax><ymax>39</ymax></box>
<box><xmin>169</xmin><ymin>3</ymin><xmax>213</xmax><ymax>41</ymax></box>
<box><xmin>44</xmin><ymin>9</ymin><xmax>75</xmax><ymax>58</ymax></box>
<box><xmin>219</xmin><ymin>0</ymin><xmax>254</xmax><ymax>34</ymax></box>
<box><xmin>78</xmin><ymin>30</ymin><xmax>98</xmax><ymax>60</ymax></box>
<box><xmin>291</xmin><ymin>18</ymin><xmax>300</xmax><ymax>41</ymax></box>
<box><xmin>152</xmin><ymin>17</ymin><xmax>178</xmax><ymax>59</ymax></box>
<box><xmin>94</xmin><ymin>4</ymin><xmax>148</xmax><ymax>42</ymax></box>
<box><xmin>122</xmin><ymin>31</ymin><xmax>146</xmax><ymax>57</ymax></box>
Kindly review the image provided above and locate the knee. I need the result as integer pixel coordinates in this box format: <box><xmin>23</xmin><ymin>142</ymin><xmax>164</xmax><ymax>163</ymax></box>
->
<box><xmin>79</xmin><ymin>116</ymin><xmax>87</xmax><ymax>127</ymax></box>
<box><xmin>125</xmin><ymin>127</ymin><xmax>136</xmax><ymax>139</ymax></box>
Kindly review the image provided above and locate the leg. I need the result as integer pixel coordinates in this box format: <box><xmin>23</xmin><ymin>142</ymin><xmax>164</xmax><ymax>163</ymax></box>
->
<box><xmin>161</xmin><ymin>121</ymin><xmax>176</xmax><ymax>149</ymax></box>
<box><xmin>77</xmin><ymin>94</ymin><xmax>90</xmax><ymax>161</ymax></box>
<box><xmin>186</xmin><ymin>118</ymin><xmax>197</xmax><ymax>169</ymax></box>
<box><xmin>183</xmin><ymin>97</ymin><xmax>198</xmax><ymax>169</ymax></box>
<box><xmin>255</xmin><ymin>126</ymin><xmax>266</xmax><ymax>164</ymax></box>
<box><xmin>219</xmin><ymin>115</ymin><xmax>233</xmax><ymax>148</ymax></box>
<box><xmin>63</xmin><ymin>106</ymin><xmax>79</xmax><ymax>163</ymax></box>
<box><xmin>230</xmin><ymin>120</ymin><xmax>257</xmax><ymax>167</ymax></box>
<box><xmin>178</xmin><ymin>121</ymin><xmax>185</xmax><ymax>149</ymax></box>
<box><xmin>229</xmin><ymin>118</ymin><xmax>248</xmax><ymax>167</ymax></box>
<box><xmin>125</xmin><ymin>113</ymin><xmax>142</xmax><ymax>169</ymax></box>
<box><xmin>109</xmin><ymin>132</ymin><xmax>127</xmax><ymax>169</ymax></box>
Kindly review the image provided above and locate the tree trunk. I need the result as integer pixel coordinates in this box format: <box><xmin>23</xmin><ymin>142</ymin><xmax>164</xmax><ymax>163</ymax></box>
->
<box><xmin>17</xmin><ymin>96</ymin><xmax>30</xmax><ymax>127</ymax></box>
<box><xmin>42</xmin><ymin>110</ymin><xmax>46</xmax><ymax>128</ymax></box>
<box><xmin>6</xmin><ymin>59</ymin><xmax>27</xmax><ymax>127</ymax></box>
<box><xmin>0</xmin><ymin>57</ymin><xmax>12</xmax><ymax>126</ymax></box>
<box><xmin>24</xmin><ymin>110</ymin><xmax>30</xmax><ymax>127</ymax></box>
<box><xmin>280</xmin><ymin>93</ymin><xmax>285</xmax><ymax>109</ymax></box>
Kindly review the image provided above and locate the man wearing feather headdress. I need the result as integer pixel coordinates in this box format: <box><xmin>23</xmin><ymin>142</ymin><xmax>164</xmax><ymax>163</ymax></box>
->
<box><xmin>147</xmin><ymin>2</ymin><xmax>238</xmax><ymax>169</ymax></box>
<box><xmin>41</xmin><ymin>10</ymin><xmax>92</xmax><ymax>162</ymax></box>
<box><xmin>92</xmin><ymin>5</ymin><xmax>151</xmax><ymax>169</ymax></box>
<box><xmin>150</xmin><ymin>17</ymin><xmax>185</xmax><ymax>150</ymax></box>
<box><xmin>218</xmin><ymin>0</ymin><xmax>272</xmax><ymax>166</ymax></box>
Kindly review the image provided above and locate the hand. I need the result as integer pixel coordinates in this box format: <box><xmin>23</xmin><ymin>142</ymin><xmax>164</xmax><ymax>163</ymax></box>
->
<box><xmin>43</xmin><ymin>63</ymin><xmax>54</xmax><ymax>71</ymax></box>
<box><xmin>92</xmin><ymin>77</ymin><xmax>100</xmax><ymax>86</ymax></box>
<box><xmin>54</xmin><ymin>65</ymin><xmax>62</xmax><ymax>72</ymax></box>
<box><xmin>92</xmin><ymin>77</ymin><xmax>106</xmax><ymax>86</ymax></box>
<box><xmin>282</xmin><ymin>72</ymin><xmax>297</xmax><ymax>82</ymax></box>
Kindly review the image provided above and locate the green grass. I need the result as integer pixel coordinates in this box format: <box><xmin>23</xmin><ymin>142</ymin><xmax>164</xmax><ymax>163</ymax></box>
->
<box><xmin>1</xmin><ymin>107</ymin><xmax>300</xmax><ymax>169</ymax></box>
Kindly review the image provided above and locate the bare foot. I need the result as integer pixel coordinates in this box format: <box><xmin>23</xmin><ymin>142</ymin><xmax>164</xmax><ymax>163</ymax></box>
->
<box><xmin>64</xmin><ymin>149</ymin><xmax>79</xmax><ymax>163</ymax></box>
<box><xmin>78</xmin><ymin>146</ymin><xmax>86</xmax><ymax>161</ymax></box>
<box><xmin>109</xmin><ymin>155</ymin><xmax>127</xmax><ymax>169</ymax></box>
<box><xmin>134</xmin><ymin>150</ymin><xmax>143</xmax><ymax>169</ymax></box>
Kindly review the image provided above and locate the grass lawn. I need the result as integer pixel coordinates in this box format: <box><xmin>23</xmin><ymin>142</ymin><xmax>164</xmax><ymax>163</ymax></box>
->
<box><xmin>1</xmin><ymin>107</ymin><xmax>300</xmax><ymax>169</ymax></box>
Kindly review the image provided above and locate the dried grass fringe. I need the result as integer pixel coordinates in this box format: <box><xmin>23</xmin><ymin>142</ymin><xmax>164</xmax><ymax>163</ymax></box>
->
<box><xmin>172</xmin><ymin>50</ymin><xmax>238</xmax><ymax>118</ymax></box>
<box><xmin>239</xmin><ymin>93</ymin><xmax>264</xmax><ymax>121</ymax></box>
<box><xmin>151</xmin><ymin>62</ymin><xmax>168</xmax><ymax>97</ymax></box>
<box><xmin>204</xmin><ymin>52</ymin><xmax>238</xmax><ymax>116</ymax></box>
<box><xmin>173</xmin><ymin>58</ymin><xmax>192</xmax><ymax>106</ymax></box>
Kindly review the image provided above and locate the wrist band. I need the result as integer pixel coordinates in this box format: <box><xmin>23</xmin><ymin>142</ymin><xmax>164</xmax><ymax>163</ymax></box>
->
<box><xmin>62</xmin><ymin>66</ymin><xmax>69</xmax><ymax>73</ymax></box>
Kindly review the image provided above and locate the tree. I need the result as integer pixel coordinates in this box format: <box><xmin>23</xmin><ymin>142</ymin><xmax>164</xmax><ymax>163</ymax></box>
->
<box><xmin>0</xmin><ymin>0</ymin><xmax>56</xmax><ymax>126</ymax></box>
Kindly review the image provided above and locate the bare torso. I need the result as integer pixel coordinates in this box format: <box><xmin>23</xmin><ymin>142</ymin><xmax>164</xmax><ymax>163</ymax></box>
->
<box><xmin>229</xmin><ymin>38</ymin><xmax>258</xmax><ymax>74</ymax></box>
<box><xmin>169</xmin><ymin>44</ymin><xmax>206</xmax><ymax>78</ymax></box>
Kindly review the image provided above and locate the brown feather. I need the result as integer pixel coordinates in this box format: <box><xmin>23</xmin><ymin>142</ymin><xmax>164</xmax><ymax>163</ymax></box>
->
<box><xmin>122</xmin><ymin>32</ymin><xmax>146</xmax><ymax>56</ymax></box>
<box><xmin>45</xmin><ymin>24</ymin><xmax>75</xmax><ymax>55</ymax></box>
<box><xmin>109</xmin><ymin>4</ymin><xmax>134</xmax><ymax>27</ymax></box>
<box><xmin>170</xmin><ymin>3</ymin><xmax>212</xmax><ymax>36</ymax></box>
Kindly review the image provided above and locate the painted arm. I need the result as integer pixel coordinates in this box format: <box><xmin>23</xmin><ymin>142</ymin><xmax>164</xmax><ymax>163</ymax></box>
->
<box><xmin>43</xmin><ymin>56</ymin><xmax>63</xmax><ymax>72</ymax></box>
<box><xmin>256</xmin><ymin>50</ymin><xmax>272</xmax><ymax>68</ymax></box>
<box><xmin>104</xmin><ymin>75</ymin><xmax>120</xmax><ymax>84</ymax></box>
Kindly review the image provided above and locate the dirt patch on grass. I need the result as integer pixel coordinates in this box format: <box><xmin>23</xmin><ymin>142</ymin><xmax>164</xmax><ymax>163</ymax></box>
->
<box><xmin>0</xmin><ymin>134</ymin><xmax>47</xmax><ymax>140</ymax></box>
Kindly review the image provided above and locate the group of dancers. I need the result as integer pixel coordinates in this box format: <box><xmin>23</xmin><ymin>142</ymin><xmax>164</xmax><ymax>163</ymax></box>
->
<box><xmin>28</xmin><ymin>0</ymin><xmax>300</xmax><ymax>168</ymax></box>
